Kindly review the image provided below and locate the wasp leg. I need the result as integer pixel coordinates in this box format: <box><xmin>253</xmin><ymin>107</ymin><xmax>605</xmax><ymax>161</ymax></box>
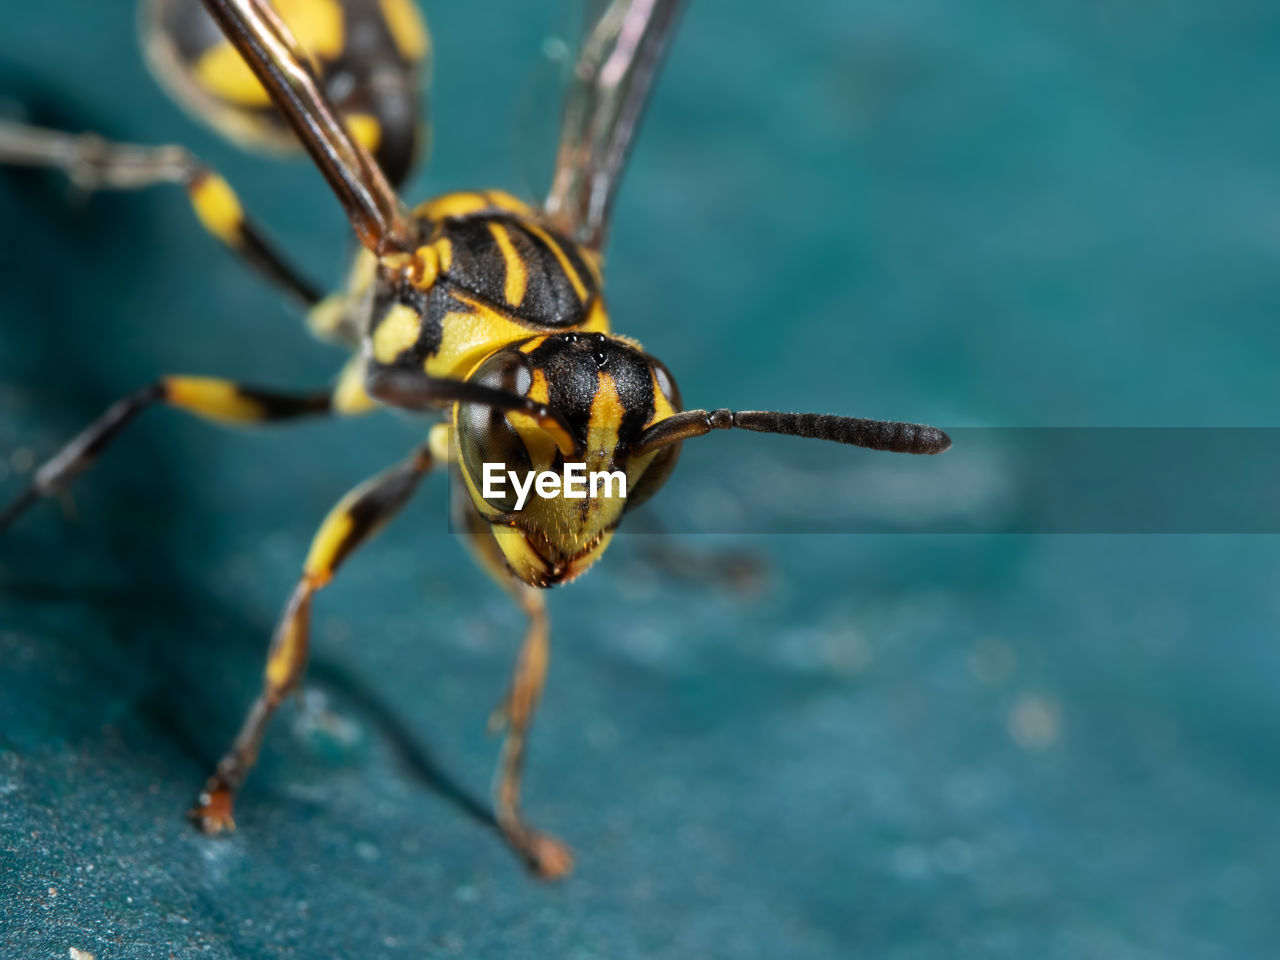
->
<box><xmin>491</xmin><ymin>587</ymin><xmax>574</xmax><ymax>879</ymax></box>
<box><xmin>453</xmin><ymin>487</ymin><xmax>573</xmax><ymax>879</ymax></box>
<box><xmin>0</xmin><ymin>375</ymin><xmax>348</xmax><ymax>533</ymax></box>
<box><xmin>190</xmin><ymin>446</ymin><xmax>434</xmax><ymax>834</ymax></box>
<box><xmin>0</xmin><ymin>118</ymin><xmax>320</xmax><ymax>306</ymax></box>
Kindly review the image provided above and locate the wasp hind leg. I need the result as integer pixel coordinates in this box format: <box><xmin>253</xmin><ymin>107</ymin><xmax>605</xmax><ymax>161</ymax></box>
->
<box><xmin>0</xmin><ymin>118</ymin><xmax>320</xmax><ymax>306</ymax></box>
<box><xmin>454</xmin><ymin>491</ymin><xmax>574</xmax><ymax>879</ymax></box>
<box><xmin>190</xmin><ymin>446</ymin><xmax>434</xmax><ymax>834</ymax></box>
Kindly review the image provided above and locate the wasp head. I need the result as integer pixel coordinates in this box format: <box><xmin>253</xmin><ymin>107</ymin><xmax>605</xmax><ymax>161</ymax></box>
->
<box><xmin>455</xmin><ymin>332</ymin><xmax>682</xmax><ymax>586</ymax></box>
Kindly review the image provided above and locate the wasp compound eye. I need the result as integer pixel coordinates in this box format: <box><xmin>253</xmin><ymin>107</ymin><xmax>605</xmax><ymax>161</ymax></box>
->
<box><xmin>456</xmin><ymin>351</ymin><xmax>537</xmax><ymax>511</ymax></box>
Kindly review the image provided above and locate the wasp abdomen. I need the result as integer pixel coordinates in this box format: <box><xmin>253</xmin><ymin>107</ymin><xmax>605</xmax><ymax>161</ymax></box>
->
<box><xmin>142</xmin><ymin>0</ymin><xmax>430</xmax><ymax>188</ymax></box>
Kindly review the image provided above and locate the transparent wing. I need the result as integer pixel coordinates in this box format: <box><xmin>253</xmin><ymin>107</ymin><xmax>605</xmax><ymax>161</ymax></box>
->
<box><xmin>543</xmin><ymin>0</ymin><xmax>686</xmax><ymax>253</ymax></box>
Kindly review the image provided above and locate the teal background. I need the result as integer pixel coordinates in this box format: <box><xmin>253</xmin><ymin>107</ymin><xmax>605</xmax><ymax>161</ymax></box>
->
<box><xmin>2</xmin><ymin>1</ymin><xmax>1280</xmax><ymax>957</ymax></box>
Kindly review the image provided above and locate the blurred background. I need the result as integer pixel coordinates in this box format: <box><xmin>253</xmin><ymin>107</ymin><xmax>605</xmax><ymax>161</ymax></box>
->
<box><xmin>2</xmin><ymin>1</ymin><xmax>1279</xmax><ymax>957</ymax></box>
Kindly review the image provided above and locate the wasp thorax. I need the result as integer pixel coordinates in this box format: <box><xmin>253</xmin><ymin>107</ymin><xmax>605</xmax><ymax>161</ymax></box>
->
<box><xmin>456</xmin><ymin>334</ymin><xmax>684</xmax><ymax>585</ymax></box>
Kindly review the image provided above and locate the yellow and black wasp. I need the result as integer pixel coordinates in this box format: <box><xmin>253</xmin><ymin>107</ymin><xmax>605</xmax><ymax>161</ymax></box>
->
<box><xmin>0</xmin><ymin>0</ymin><xmax>950</xmax><ymax>880</ymax></box>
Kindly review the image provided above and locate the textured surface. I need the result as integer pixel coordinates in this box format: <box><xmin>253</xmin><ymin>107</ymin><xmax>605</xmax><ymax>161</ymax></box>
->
<box><xmin>3</xmin><ymin>1</ymin><xmax>1280</xmax><ymax>958</ymax></box>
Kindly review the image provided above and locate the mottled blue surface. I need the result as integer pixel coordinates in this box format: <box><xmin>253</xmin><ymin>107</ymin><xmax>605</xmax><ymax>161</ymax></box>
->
<box><xmin>2</xmin><ymin>2</ymin><xmax>1280</xmax><ymax>958</ymax></box>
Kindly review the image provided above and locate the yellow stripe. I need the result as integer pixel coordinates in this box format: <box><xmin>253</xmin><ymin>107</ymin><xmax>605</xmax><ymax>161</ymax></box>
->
<box><xmin>524</xmin><ymin>223</ymin><xmax>588</xmax><ymax>303</ymax></box>
<box><xmin>415</xmin><ymin>191</ymin><xmax>489</xmax><ymax>222</ymax></box>
<box><xmin>425</xmin><ymin>296</ymin><xmax>539</xmax><ymax>380</ymax></box>
<box><xmin>484</xmin><ymin>190</ymin><xmax>534</xmax><ymax>217</ymax></box>
<box><xmin>372</xmin><ymin>303</ymin><xmax>422</xmax><ymax>363</ymax></box>
<box><xmin>344</xmin><ymin>112</ymin><xmax>383</xmax><ymax>154</ymax></box>
<box><xmin>193</xmin><ymin>43</ymin><xmax>272</xmax><ymax>107</ymax></box>
<box><xmin>517</xmin><ymin>336</ymin><xmax>549</xmax><ymax>355</ymax></box>
<box><xmin>582</xmin><ymin>298</ymin><xmax>611</xmax><ymax>334</ymax></box>
<box><xmin>488</xmin><ymin>222</ymin><xmax>528</xmax><ymax>307</ymax></box>
<box><xmin>275</xmin><ymin>0</ymin><xmax>344</xmax><ymax>59</ymax></box>
<box><xmin>379</xmin><ymin>0</ymin><xmax>430</xmax><ymax>61</ymax></box>
<box><xmin>586</xmin><ymin>373</ymin><xmax>624</xmax><ymax>474</ymax></box>
<box><xmin>188</xmin><ymin>174</ymin><xmax>244</xmax><ymax>245</ymax></box>
<box><xmin>304</xmin><ymin>507</ymin><xmax>355</xmax><ymax>579</ymax></box>
<box><xmin>266</xmin><ymin>609</ymin><xmax>308</xmax><ymax>689</ymax></box>
<box><xmin>433</xmin><ymin>237</ymin><xmax>453</xmax><ymax>271</ymax></box>
<box><xmin>191</xmin><ymin>0</ymin><xmax>342</xmax><ymax>109</ymax></box>
<box><xmin>164</xmin><ymin>376</ymin><xmax>265</xmax><ymax>422</ymax></box>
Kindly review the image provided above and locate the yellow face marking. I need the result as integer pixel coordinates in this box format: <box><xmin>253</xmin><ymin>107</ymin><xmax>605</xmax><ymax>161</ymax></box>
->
<box><xmin>415</xmin><ymin>192</ymin><xmax>490</xmax><ymax>222</ymax></box>
<box><xmin>489</xmin><ymin>525</ymin><xmax>551</xmax><ymax>584</ymax></box>
<box><xmin>379</xmin><ymin>0</ymin><xmax>430</xmax><ymax>61</ymax></box>
<box><xmin>505</xmin><ymin>369</ymin><xmax>568</xmax><ymax>463</ymax></box>
<box><xmin>187</xmin><ymin>173</ymin><xmax>244</xmax><ymax>245</ymax></box>
<box><xmin>523</xmin><ymin>223</ymin><xmax>589</xmax><ymax>303</ymax></box>
<box><xmin>647</xmin><ymin>368</ymin><xmax>679</xmax><ymax>425</ymax></box>
<box><xmin>372</xmin><ymin>303</ymin><xmax>422</xmax><ymax>364</ymax></box>
<box><xmin>488</xmin><ymin>222</ymin><xmax>529</xmax><ymax>307</ymax></box>
<box><xmin>585</xmin><ymin>373</ymin><xmax>625</xmax><ymax>464</ymax></box>
<box><xmin>344</xmin><ymin>112</ymin><xmax>383</xmax><ymax>154</ymax></box>
<box><xmin>164</xmin><ymin>376</ymin><xmax>264</xmax><ymax>422</ymax></box>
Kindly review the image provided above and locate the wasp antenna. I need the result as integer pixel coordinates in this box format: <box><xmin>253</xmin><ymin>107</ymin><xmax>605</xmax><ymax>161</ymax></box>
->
<box><xmin>632</xmin><ymin>409</ymin><xmax>951</xmax><ymax>458</ymax></box>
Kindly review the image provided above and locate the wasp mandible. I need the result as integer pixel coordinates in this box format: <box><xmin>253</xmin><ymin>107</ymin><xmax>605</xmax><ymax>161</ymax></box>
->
<box><xmin>0</xmin><ymin>0</ymin><xmax>950</xmax><ymax>880</ymax></box>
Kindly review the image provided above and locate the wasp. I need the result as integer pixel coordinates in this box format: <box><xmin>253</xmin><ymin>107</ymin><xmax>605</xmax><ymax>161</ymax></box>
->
<box><xmin>0</xmin><ymin>0</ymin><xmax>950</xmax><ymax>880</ymax></box>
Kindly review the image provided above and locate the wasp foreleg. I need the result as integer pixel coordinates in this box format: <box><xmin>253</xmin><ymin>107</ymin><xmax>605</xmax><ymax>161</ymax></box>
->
<box><xmin>189</xmin><ymin>445</ymin><xmax>435</xmax><ymax>834</ymax></box>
